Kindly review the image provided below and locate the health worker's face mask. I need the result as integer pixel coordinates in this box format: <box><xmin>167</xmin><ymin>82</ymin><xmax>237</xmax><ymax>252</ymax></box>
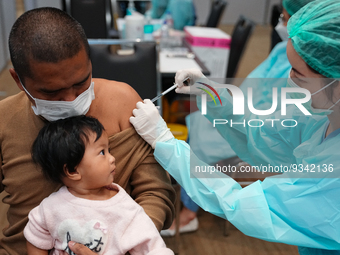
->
<box><xmin>20</xmin><ymin>80</ymin><xmax>95</xmax><ymax>121</ymax></box>
<box><xmin>287</xmin><ymin>74</ymin><xmax>339</xmax><ymax>116</ymax></box>
<box><xmin>275</xmin><ymin>18</ymin><xmax>289</xmax><ymax>41</ymax></box>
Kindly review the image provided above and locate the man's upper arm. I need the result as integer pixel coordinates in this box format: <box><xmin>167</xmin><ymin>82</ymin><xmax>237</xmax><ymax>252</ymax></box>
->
<box><xmin>129</xmin><ymin>152</ymin><xmax>176</xmax><ymax>231</ymax></box>
<box><xmin>118</xmin><ymin>85</ymin><xmax>176</xmax><ymax>230</ymax></box>
<box><xmin>97</xmin><ymin>79</ymin><xmax>175</xmax><ymax>230</ymax></box>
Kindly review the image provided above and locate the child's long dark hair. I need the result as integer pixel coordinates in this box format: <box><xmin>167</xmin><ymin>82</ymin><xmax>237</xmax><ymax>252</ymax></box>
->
<box><xmin>32</xmin><ymin>115</ymin><xmax>105</xmax><ymax>184</ymax></box>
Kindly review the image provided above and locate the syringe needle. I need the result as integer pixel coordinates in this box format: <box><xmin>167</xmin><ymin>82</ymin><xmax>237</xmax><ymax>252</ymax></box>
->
<box><xmin>150</xmin><ymin>78</ymin><xmax>189</xmax><ymax>103</ymax></box>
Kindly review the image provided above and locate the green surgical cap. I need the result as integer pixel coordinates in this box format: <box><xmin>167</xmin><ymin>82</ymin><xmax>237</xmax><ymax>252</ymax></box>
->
<box><xmin>282</xmin><ymin>0</ymin><xmax>315</xmax><ymax>16</ymax></box>
<box><xmin>287</xmin><ymin>0</ymin><xmax>340</xmax><ymax>78</ymax></box>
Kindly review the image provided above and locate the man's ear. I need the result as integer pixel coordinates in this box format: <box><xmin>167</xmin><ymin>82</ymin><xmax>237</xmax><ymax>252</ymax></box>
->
<box><xmin>63</xmin><ymin>165</ymin><xmax>81</xmax><ymax>181</ymax></box>
<box><xmin>9</xmin><ymin>68</ymin><xmax>24</xmax><ymax>91</ymax></box>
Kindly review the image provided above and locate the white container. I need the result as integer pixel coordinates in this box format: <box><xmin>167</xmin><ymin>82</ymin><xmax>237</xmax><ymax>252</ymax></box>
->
<box><xmin>125</xmin><ymin>14</ymin><xmax>145</xmax><ymax>40</ymax></box>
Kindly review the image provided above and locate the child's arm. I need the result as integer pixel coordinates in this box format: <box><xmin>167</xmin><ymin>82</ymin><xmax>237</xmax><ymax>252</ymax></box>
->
<box><xmin>24</xmin><ymin>205</ymin><xmax>55</xmax><ymax>253</ymax></box>
<box><xmin>120</xmin><ymin>207</ymin><xmax>174</xmax><ymax>255</ymax></box>
<box><xmin>27</xmin><ymin>241</ymin><xmax>49</xmax><ymax>255</ymax></box>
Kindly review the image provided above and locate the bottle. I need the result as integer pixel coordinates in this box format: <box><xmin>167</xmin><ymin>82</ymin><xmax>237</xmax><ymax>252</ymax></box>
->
<box><xmin>126</xmin><ymin>0</ymin><xmax>136</xmax><ymax>16</ymax></box>
<box><xmin>165</xmin><ymin>10</ymin><xmax>174</xmax><ymax>30</ymax></box>
<box><xmin>144</xmin><ymin>16</ymin><xmax>154</xmax><ymax>41</ymax></box>
<box><xmin>160</xmin><ymin>20</ymin><xmax>169</xmax><ymax>48</ymax></box>
<box><xmin>161</xmin><ymin>20</ymin><xmax>169</xmax><ymax>39</ymax></box>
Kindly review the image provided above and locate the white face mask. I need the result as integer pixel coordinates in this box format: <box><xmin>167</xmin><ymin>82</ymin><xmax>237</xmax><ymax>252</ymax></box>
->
<box><xmin>287</xmin><ymin>72</ymin><xmax>339</xmax><ymax>115</ymax></box>
<box><xmin>275</xmin><ymin>19</ymin><xmax>289</xmax><ymax>41</ymax></box>
<box><xmin>21</xmin><ymin>80</ymin><xmax>95</xmax><ymax>121</ymax></box>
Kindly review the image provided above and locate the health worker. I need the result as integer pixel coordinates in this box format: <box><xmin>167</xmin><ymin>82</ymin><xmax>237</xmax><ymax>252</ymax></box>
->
<box><xmin>149</xmin><ymin>0</ymin><xmax>195</xmax><ymax>30</ymax></box>
<box><xmin>188</xmin><ymin>0</ymin><xmax>316</xmax><ymax>172</ymax></box>
<box><xmin>130</xmin><ymin>0</ymin><xmax>340</xmax><ymax>254</ymax></box>
<box><xmin>161</xmin><ymin>0</ymin><xmax>315</xmax><ymax>239</ymax></box>
<box><xmin>238</xmin><ymin>0</ymin><xmax>317</xmax><ymax>116</ymax></box>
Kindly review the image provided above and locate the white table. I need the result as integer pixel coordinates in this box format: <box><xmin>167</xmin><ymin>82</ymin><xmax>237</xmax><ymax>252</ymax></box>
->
<box><xmin>159</xmin><ymin>41</ymin><xmax>210</xmax><ymax>78</ymax></box>
<box><xmin>160</xmin><ymin>50</ymin><xmax>199</xmax><ymax>71</ymax></box>
<box><xmin>115</xmin><ymin>18</ymin><xmax>210</xmax><ymax>77</ymax></box>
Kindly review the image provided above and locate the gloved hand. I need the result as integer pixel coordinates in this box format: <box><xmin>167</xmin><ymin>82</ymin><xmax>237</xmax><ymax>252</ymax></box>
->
<box><xmin>175</xmin><ymin>68</ymin><xmax>206</xmax><ymax>94</ymax></box>
<box><xmin>130</xmin><ymin>99</ymin><xmax>174</xmax><ymax>149</ymax></box>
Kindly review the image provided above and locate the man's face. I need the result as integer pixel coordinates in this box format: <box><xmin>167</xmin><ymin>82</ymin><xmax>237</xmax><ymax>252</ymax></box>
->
<box><xmin>11</xmin><ymin>48</ymin><xmax>92</xmax><ymax>105</ymax></box>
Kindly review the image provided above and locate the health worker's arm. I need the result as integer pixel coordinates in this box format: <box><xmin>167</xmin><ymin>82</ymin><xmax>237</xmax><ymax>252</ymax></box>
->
<box><xmin>130</xmin><ymin>96</ymin><xmax>340</xmax><ymax>250</ymax></box>
<box><xmin>154</xmin><ymin>138</ymin><xmax>340</xmax><ymax>250</ymax></box>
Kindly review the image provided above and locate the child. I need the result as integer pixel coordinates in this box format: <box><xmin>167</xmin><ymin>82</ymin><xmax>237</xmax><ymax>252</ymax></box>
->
<box><xmin>24</xmin><ymin>115</ymin><xmax>173</xmax><ymax>255</ymax></box>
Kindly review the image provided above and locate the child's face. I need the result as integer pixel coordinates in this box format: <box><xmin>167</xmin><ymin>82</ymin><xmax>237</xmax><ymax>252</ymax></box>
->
<box><xmin>76</xmin><ymin>131</ymin><xmax>116</xmax><ymax>189</ymax></box>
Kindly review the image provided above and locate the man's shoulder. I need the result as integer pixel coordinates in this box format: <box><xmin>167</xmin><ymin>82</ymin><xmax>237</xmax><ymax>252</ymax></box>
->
<box><xmin>0</xmin><ymin>92</ymin><xmax>26</xmax><ymax>109</ymax></box>
<box><xmin>93</xmin><ymin>78</ymin><xmax>141</xmax><ymax>103</ymax></box>
<box><xmin>89</xmin><ymin>78</ymin><xmax>142</xmax><ymax>135</ymax></box>
<box><xmin>0</xmin><ymin>92</ymin><xmax>28</xmax><ymax>123</ymax></box>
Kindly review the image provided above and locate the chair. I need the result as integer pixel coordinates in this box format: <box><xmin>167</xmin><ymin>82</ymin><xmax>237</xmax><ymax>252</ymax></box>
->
<box><xmin>116</xmin><ymin>1</ymin><xmax>150</xmax><ymax>17</ymax></box>
<box><xmin>63</xmin><ymin>0</ymin><xmax>119</xmax><ymax>38</ymax></box>
<box><xmin>226</xmin><ymin>15</ymin><xmax>256</xmax><ymax>79</ymax></box>
<box><xmin>270</xmin><ymin>4</ymin><xmax>283</xmax><ymax>51</ymax></box>
<box><xmin>89</xmin><ymin>41</ymin><xmax>160</xmax><ymax>101</ymax></box>
<box><xmin>205</xmin><ymin>0</ymin><xmax>228</xmax><ymax>28</ymax></box>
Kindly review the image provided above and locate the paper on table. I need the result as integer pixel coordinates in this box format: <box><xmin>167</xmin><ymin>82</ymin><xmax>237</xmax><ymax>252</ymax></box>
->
<box><xmin>159</xmin><ymin>51</ymin><xmax>202</xmax><ymax>74</ymax></box>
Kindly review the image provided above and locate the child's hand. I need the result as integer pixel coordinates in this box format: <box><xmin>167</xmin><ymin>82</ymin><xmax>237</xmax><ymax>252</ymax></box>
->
<box><xmin>62</xmin><ymin>241</ymin><xmax>97</xmax><ymax>255</ymax></box>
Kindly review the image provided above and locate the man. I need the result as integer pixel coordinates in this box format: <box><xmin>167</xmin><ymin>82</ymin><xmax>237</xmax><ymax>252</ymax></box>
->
<box><xmin>0</xmin><ymin>7</ymin><xmax>175</xmax><ymax>255</ymax></box>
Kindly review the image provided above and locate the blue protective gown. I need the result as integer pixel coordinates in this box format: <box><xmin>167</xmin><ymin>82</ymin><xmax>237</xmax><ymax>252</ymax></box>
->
<box><xmin>186</xmin><ymin>41</ymin><xmax>291</xmax><ymax>165</ymax></box>
<box><xmin>154</xmin><ymin>88</ymin><xmax>340</xmax><ymax>254</ymax></box>
<box><xmin>150</xmin><ymin>0</ymin><xmax>195</xmax><ymax>30</ymax></box>
<box><xmin>247</xmin><ymin>41</ymin><xmax>291</xmax><ymax>79</ymax></box>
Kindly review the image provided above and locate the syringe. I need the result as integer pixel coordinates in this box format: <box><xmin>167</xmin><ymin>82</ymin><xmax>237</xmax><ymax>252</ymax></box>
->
<box><xmin>151</xmin><ymin>78</ymin><xmax>189</xmax><ymax>103</ymax></box>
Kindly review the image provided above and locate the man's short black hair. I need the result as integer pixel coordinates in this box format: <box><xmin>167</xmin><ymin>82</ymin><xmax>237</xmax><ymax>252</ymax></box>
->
<box><xmin>32</xmin><ymin>115</ymin><xmax>105</xmax><ymax>184</ymax></box>
<box><xmin>9</xmin><ymin>7</ymin><xmax>90</xmax><ymax>82</ymax></box>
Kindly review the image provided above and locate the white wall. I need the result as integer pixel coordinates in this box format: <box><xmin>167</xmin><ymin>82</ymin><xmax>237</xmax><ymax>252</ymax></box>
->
<box><xmin>24</xmin><ymin>0</ymin><xmax>62</xmax><ymax>11</ymax></box>
<box><xmin>0</xmin><ymin>0</ymin><xmax>17</xmax><ymax>71</ymax></box>
<box><xmin>194</xmin><ymin>0</ymin><xmax>281</xmax><ymax>25</ymax></box>
<box><xmin>1</xmin><ymin>0</ymin><xmax>65</xmax><ymax>72</ymax></box>
<box><xmin>193</xmin><ymin>0</ymin><xmax>211</xmax><ymax>25</ymax></box>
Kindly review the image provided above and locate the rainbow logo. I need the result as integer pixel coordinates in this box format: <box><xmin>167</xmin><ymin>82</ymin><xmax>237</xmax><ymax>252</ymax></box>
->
<box><xmin>196</xmin><ymin>82</ymin><xmax>223</xmax><ymax>106</ymax></box>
